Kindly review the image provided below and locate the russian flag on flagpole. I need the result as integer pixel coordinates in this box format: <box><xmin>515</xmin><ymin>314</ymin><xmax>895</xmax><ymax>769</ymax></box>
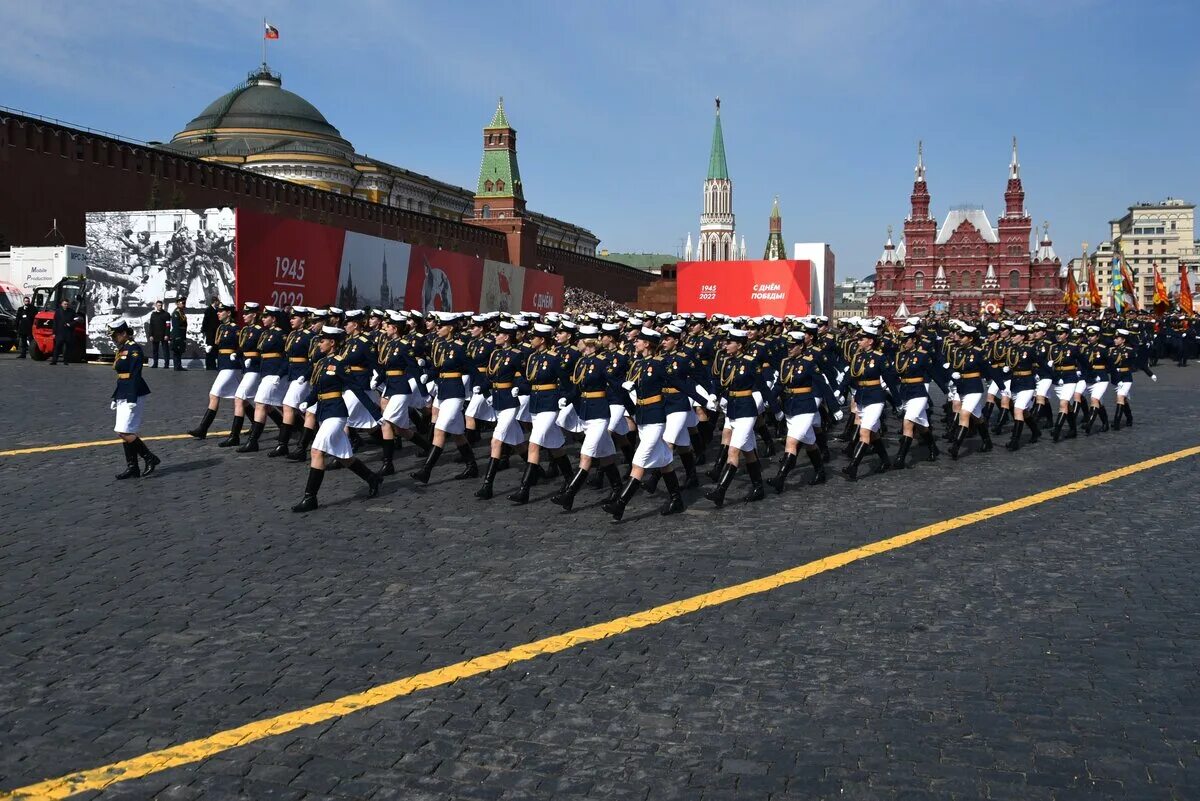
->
<box><xmin>264</xmin><ymin>22</ymin><xmax>279</xmax><ymax>39</ymax></box>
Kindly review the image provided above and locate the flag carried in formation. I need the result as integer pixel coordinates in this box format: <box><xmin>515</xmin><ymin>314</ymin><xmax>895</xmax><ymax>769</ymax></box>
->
<box><xmin>1063</xmin><ymin>271</ymin><xmax>1080</xmax><ymax>317</ymax></box>
<box><xmin>264</xmin><ymin>22</ymin><xmax>279</xmax><ymax>40</ymax></box>
<box><xmin>1087</xmin><ymin>262</ymin><xmax>1102</xmax><ymax>309</ymax></box>
<box><xmin>1152</xmin><ymin>264</ymin><xmax>1169</xmax><ymax>316</ymax></box>
<box><xmin>1182</xmin><ymin>264</ymin><xmax>1195</xmax><ymax>315</ymax></box>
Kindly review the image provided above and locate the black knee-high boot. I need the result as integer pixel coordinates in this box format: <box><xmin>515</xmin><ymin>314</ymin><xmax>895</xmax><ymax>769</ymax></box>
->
<box><xmin>920</xmin><ymin>427</ymin><xmax>939</xmax><ymax>460</ymax></box>
<box><xmin>948</xmin><ymin>425</ymin><xmax>969</xmax><ymax>459</ymax></box>
<box><xmin>871</xmin><ymin>440</ymin><xmax>893</xmax><ymax>471</ymax></box>
<box><xmin>991</xmin><ymin>407</ymin><xmax>1010</xmax><ymax>435</ymax></box>
<box><xmin>132</xmin><ymin>438</ymin><xmax>160</xmax><ymax>475</ymax></box>
<box><xmin>659</xmin><ymin>470</ymin><xmax>684</xmax><ymax>515</ymax></box>
<box><xmin>769</xmin><ymin>452</ymin><xmax>797</xmax><ymax>493</ymax></box>
<box><xmin>679</xmin><ymin>451</ymin><xmax>699</xmax><ymax>488</ymax></box>
<box><xmin>408</xmin><ymin>432</ymin><xmax>432</xmax><ymax>457</ymax></box>
<box><xmin>1082</xmin><ymin>405</ymin><xmax>1096</xmax><ymax>435</ymax></box>
<box><xmin>1096</xmin><ymin>404</ymin><xmax>1109</xmax><ymax>432</ymax></box>
<box><xmin>1123</xmin><ymin>401</ymin><xmax>1133</xmax><ymax>426</ymax></box>
<box><xmin>806</xmin><ymin>448</ymin><xmax>827</xmax><ymax>484</ymax></box>
<box><xmin>291</xmin><ymin>467</ymin><xmax>325</xmax><ymax>512</ymax></box>
<box><xmin>642</xmin><ymin>467</ymin><xmax>661</xmax><ymax>494</ymax></box>
<box><xmin>743</xmin><ymin>460</ymin><xmax>765</xmax><ymax>502</ymax></box>
<box><xmin>269</xmin><ymin>423</ymin><xmax>294</xmax><ymax>457</ymax></box>
<box><xmin>115</xmin><ymin>441</ymin><xmax>141</xmax><ymax>480</ymax></box>
<box><xmin>266</xmin><ymin>407</ymin><xmax>283</xmax><ymax>429</ymax></box>
<box><xmin>551</xmin><ymin>468</ymin><xmax>589</xmax><ymax>511</ymax></box>
<box><xmin>454</xmin><ymin>443</ymin><xmax>479</xmax><ymax>479</ymax></box>
<box><xmin>815</xmin><ymin>427</ymin><xmax>831</xmax><ymax>463</ymax></box>
<box><xmin>379</xmin><ymin>438</ymin><xmax>396</xmax><ymax>475</ymax></box>
<box><xmin>893</xmin><ymin>435</ymin><xmax>912</xmax><ymax>470</ymax></box>
<box><xmin>288</xmin><ymin>426</ymin><xmax>316</xmax><ymax>461</ymax></box>
<box><xmin>348</xmin><ymin>459</ymin><xmax>382</xmax><ymax>496</ymax></box>
<box><xmin>410</xmin><ymin>445</ymin><xmax>443</xmax><ymax>484</ymax></box>
<box><xmin>552</xmin><ymin>455</ymin><xmax>573</xmax><ymax>490</ymax></box>
<box><xmin>1064</xmin><ymin>407</ymin><xmax>1077</xmax><ymax>439</ymax></box>
<box><xmin>189</xmin><ymin>408</ymin><xmax>217</xmax><ymax>439</ymax></box>
<box><xmin>981</xmin><ymin>401</ymin><xmax>994</xmax><ymax>425</ymax></box>
<box><xmin>602</xmin><ymin>476</ymin><xmax>641</xmax><ymax>521</ymax></box>
<box><xmin>602</xmin><ymin>463</ymin><xmax>623</xmax><ymax>502</ymax></box>
<box><xmin>977</xmin><ymin>422</ymin><xmax>993</xmax><ymax>452</ymax></box>
<box><xmin>237</xmin><ymin>420</ymin><xmax>265</xmax><ymax>453</ymax></box>
<box><xmin>1005</xmin><ymin>420</ymin><xmax>1025</xmax><ymax>450</ymax></box>
<box><xmin>756</xmin><ymin>420</ymin><xmax>777</xmax><ymax>456</ymax></box>
<box><xmin>619</xmin><ymin>440</ymin><xmax>635</xmax><ymax>465</ymax></box>
<box><xmin>1026</xmin><ymin>414</ymin><xmax>1041</xmax><ymax>443</ymax></box>
<box><xmin>704</xmin><ymin>463</ymin><xmax>737</xmax><ymax>506</ymax></box>
<box><xmin>508</xmin><ymin>462</ymin><xmax>542</xmax><ymax>504</ymax></box>
<box><xmin>841</xmin><ymin>441</ymin><xmax>868</xmax><ymax>479</ymax></box>
<box><xmin>475</xmin><ymin>457</ymin><xmax>500</xmax><ymax>499</ymax></box>
<box><xmin>218</xmin><ymin>415</ymin><xmax>243</xmax><ymax>447</ymax></box>
<box><xmin>842</xmin><ymin>425</ymin><xmax>860</xmax><ymax>456</ymax></box>
<box><xmin>707</xmin><ymin>445</ymin><xmax>729</xmax><ymax>481</ymax></box>
<box><xmin>839</xmin><ymin>417</ymin><xmax>857</xmax><ymax>441</ymax></box>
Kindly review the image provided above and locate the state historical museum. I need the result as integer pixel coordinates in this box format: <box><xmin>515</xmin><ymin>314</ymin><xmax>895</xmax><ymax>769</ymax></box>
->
<box><xmin>867</xmin><ymin>140</ymin><xmax>1064</xmax><ymax>318</ymax></box>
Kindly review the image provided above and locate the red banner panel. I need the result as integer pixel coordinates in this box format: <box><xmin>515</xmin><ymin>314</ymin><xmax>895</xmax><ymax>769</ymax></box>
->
<box><xmin>676</xmin><ymin>260</ymin><xmax>813</xmax><ymax>316</ymax></box>
<box><xmin>521</xmin><ymin>268</ymin><xmax>565</xmax><ymax>313</ymax></box>
<box><xmin>234</xmin><ymin>210</ymin><xmax>346</xmax><ymax>309</ymax></box>
<box><xmin>403</xmin><ymin>246</ymin><xmax>482</xmax><ymax>313</ymax></box>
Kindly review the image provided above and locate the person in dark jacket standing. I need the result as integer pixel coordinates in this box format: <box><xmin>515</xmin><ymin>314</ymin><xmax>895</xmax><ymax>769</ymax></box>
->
<box><xmin>201</xmin><ymin>297</ymin><xmax>220</xmax><ymax>370</ymax></box>
<box><xmin>49</xmin><ymin>298</ymin><xmax>75</xmax><ymax>365</ymax></box>
<box><xmin>15</xmin><ymin>296</ymin><xmax>35</xmax><ymax>358</ymax></box>
<box><xmin>169</xmin><ymin>296</ymin><xmax>189</xmax><ymax>370</ymax></box>
<box><xmin>147</xmin><ymin>300</ymin><xmax>170</xmax><ymax>367</ymax></box>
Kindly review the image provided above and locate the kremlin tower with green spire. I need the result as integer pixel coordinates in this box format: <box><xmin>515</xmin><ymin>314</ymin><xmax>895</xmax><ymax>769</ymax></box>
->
<box><xmin>686</xmin><ymin>98</ymin><xmax>745</xmax><ymax>262</ymax></box>
<box><xmin>763</xmin><ymin>196</ymin><xmax>786</xmax><ymax>260</ymax></box>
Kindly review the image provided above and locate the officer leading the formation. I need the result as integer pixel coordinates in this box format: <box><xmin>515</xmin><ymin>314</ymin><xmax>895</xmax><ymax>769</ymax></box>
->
<box><xmin>108</xmin><ymin>318</ymin><xmax>161</xmax><ymax>479</ymax></box>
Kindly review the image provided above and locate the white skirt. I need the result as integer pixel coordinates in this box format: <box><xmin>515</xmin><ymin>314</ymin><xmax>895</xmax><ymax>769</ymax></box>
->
<box><xmin>434</xmin><ymin>396</ymin><xmax>466</xmax><ymax>435</ymax></box>
<box><xmin>493</xmin><ymin>406</ymin><xmax>526</xmax><ymax>446</ymax></box>
<box><xmin>1012</xmin><ymin>389</ymin><xmax>1035</xmax><ymax>412</ymax></box>
<box><xmin>312</xmin><ymin>416</ymin><xmax>353</xmax><ymax>459</ymax></box>
<box><xmin>254</xmin><ymin>374</ymin><xmax>287</xmax><ymax>407</ymax></box>
<box><xmin>1073</xmin><ymin>379</ymin><xmax>1087</xmax><ymax>396</ymax></box>
<box><xmin>466</xmin><ymin>392</ymin><xmax>496</xmax><ymax>422</ymax></box>
<box><xmin>580</xmin><ymin>416</ymin><xmax>617</xmax><ymax>458</ymax></box>
<box><xmin>283</xmin><ymin>377</ymin><xmax>309</xmax><ymax>409</ymax></box>
<box><xmin>343</xmin><ymin>390</ymin><xmax>380</xmax><ymax>429</ymax></box>
<box><xmin>728</xmin><ymin>414</ymin><xmax>757</xmax><ymax>452</ymax></box>
<box><xmin>859</xmin><ymin>401</ymin><xmax>885</xmax><ymax>433</ymax></box>
<box><xmin>530</xmin><ymin>410</ymin><xmax>565</xmax><ymax>449</ymax></box>
<box><xmin>517</xmin><ymin>394</ymin><xmax>532</xmax><ymax>423</ymax></box>
<box><xmin>784</xmin><ymin>411</ymin><xmax>816</xmax><ymax>446</ymax></box>
<box><xmin>607</xmin><ymin>403</ymin><xmax>631</xmax><ymax>435</ymax></box>
<box><xmin>1115</xmin><ymin>380</ymin><xmax>1132</xmax><ymax>399</ymax></box>
<box><xmin>1086</xmin><ymin>380</ymin><xmax>1109</xmax><ymax>401</ymax></box>
<box><xmin>114</xmin><ymin>398</ymin><xmax>144</xmax><ymax>434</ymax></box>
<box><xmin>664</xmin><ymin>410</ymin><xmax>692</xmax><ymax>447</ymax></box>
<box><xmin>235</xmin><ymin>372</ymin><xmax>261</xmax><ymax>402</ymax></box>
<box><xmin>902</xmin><ymin>396</ymin><xmax>929</xmax><ymax>427</ymax></box>
<box><xmin>557</xmin><ymin>405</ymin><xmax>586</xmax><ymax>434</ymax></box>
<box><xmin>381</xmin><ymin>393</ymin><xmax>416</xmax><ymax>428</ymax></box>
<box><xmin>959</xmin><ymin>392</ymin><xmax>984</xmax><ymax>418</ymax></box>
<box><xmin>1055</xmin><ymin>382</ymin><xmax>1076</xmax><ymax>404</ymax></box>
<box><xmin>209</xmin><ymin>368</ymin><xmax>242</xmax><ymax>399</ymax></box>
<box><xmin>632</xmin><ymin>422</ymin><xmax>673</xmax><ymax>469</ymax></box>
<box><xmin>1035</xmin><ymin>378</ymin><xmax>1053</xmax><ymax>399</ymax></box>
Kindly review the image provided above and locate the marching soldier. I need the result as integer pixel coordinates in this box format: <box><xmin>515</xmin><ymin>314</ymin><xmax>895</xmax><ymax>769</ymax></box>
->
<box><xmin>411</xmin><ymin>312</ymin><xmax>479</xmax><ymax>484</ymax></box>
<box><xmin>269</xmin><ymin>307</ymin><xmax>314</xmax><ymax>457</ymax></box>
<box><xmin>187</xmin><ymin>302</ymin><xmax>241</xmax><ymax>440</ymax></box>
<box><xmin>108</xmin><ymin>319</ymin><xmax>161</xmax><ymax>479</ymax></box>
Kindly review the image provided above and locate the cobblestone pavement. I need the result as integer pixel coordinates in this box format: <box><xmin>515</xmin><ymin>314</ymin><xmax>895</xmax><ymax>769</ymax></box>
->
<box><xmin>1</xmin><ymin>357</ymin><xmax>1198</xmax><ymax>800</ymax></box>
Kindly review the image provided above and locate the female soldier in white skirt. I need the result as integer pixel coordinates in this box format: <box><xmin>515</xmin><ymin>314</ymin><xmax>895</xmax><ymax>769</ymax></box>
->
<box><xmin>705</xmin><ymin>328</ymin><xmax>772</xmax><ymax>505</ymax></box>
<box><xmin>1030</xmin><ymin>322</ymin><xmax>1055</xmax><ymax>427</ymax></box>
<box><xmin>839</xmin><ymin>324</ymin><xmax>895</xmax><ymax>479</ymax></box>
<box><xmin>187</xmin><ymin>302</ymin><xmax>241</xmax><ymax>440</ymax></box>
<box><xmin>1081</xmin><ymin>325</ymin><xmax>1112</xmax><ymax>434</ymax></box>
<box><xmin>286</xmin><ymin>309</ymin><xmax>329</xmax><ymax>460</ymax></box>
<box><xmin>508</xmin><ymin>323</ymin><xmax>574</xmax><ymax>503</ymax></box>
<box><xmin>475</xmin><ymin>321</ymin><xmax>527</xmax><ymax>499</ymax></box>
<box><xmin>1002</xmin><ymin>324</ymin><xmax>1041</xmax><ymax>450</ymax></box>
<box><xmin>411</xmin><ymin>312</ymin><xmax>479</xmax><ymax>484</ymax></box>
<box><xmin>551</xmin><ymin>327</ymin><xmax>625</xmax><ymax>511</ymax></box>
<box><xmin>598</xmin><ymin>323</ymin><xmax>635</xmax><ymax>464</ymax></box>
<box><xmin>1047</xmin><ymin>323</ymin><xmax>1083</xmax><ymax>441</ymax></box>
<box><xmin>1109</xmin><ymin>327</ymin><xmax>1156</xmax><ymax>428</ymax></box>
<box><xmin>109</xmin><ymin>319</ymin><xmax>161</xmax><ymax>479</ymax></box>
<box><xmin>377</xmin><ymin>311</ymin><xmax>432</xmax><ymax>475</ymax></box>
<box><xmin>890</xmin><ymin>324</ymin><xmax>941</xmax><ymax>468</ymax></box>
<box><xmin>221</xmin><ymin>302</ymin><xmax>264</xmax><ymax>448</ymax></box>
<box><xmin>767</xmin><ymin>326</ymin><xmax>829</xmax><ymax>492</ymax></box>
<box><xmin>291</xmin><ymin>326</ymin><xmax>382</xmax><ymax>513</ymax></box>
<box><xmin>946</xmin><ymin>324</ymin><xmax>995</xmax><ymax>459</ymax></box>
<box><xmin>237</xmin><ymin>305</ymin><xmax>288</xmax><ymax>452</ymax></box>
<box><xmin>269</xmin><ymin>307</ymin><xmax>314</xmax><ymax>457</ymax></box>
<box><xmin>602</xmin><ymin>327</ymin><xmax>686</xmax><ymax>520</ymax></box>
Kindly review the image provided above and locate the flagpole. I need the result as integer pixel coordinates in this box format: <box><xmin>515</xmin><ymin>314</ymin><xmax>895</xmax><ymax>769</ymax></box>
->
<box><xmin>262</xmin><ymin>17</ymin><xmax>267</xmax><ymax>70</ymax></box>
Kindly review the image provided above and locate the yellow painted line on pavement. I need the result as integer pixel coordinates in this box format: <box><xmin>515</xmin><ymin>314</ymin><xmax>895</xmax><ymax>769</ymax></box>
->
<box><xmin>4</xmin><ymin>444</ymin><xmax>1199</xmax><ymax>800</ymax></box>
<box><xmin>0</xmin><ymin>433</ymin><xmax>231</xmax><ymax>458</ymax></box>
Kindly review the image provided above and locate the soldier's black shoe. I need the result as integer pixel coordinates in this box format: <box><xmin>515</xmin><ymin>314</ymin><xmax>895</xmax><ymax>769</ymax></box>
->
<box><xmin>217</xmin><ymin>434</ymin><xmax>240</xmax><ymax>448</ymax></box>
<box><xmin>411</xmin><ymin>445</ymin><xmax>443</xmax><ymax>484</ymax></box>
<box><xmin>454</xmin><ymin>460</ymin><xmax>479</xmax><ymax>480</ymax></box>
<box><xmin>291</xmin><ymin>494</ymin><xmax>318</xmax><ymax>513</ymax></box>
<box><xmin>601</xmin><ymin>477</ymin><xmax>641</xmax><ymax>521</ymax></box>
<box><xmin>743</xmin><ymin>461</ymin><xmax>765</xmax><ymax>502</ymax></box>
<box><xmin>682</xmin><ymin>471</ymin><xmax>700</xmax><ymax>489</ymax></box>
<box><xmin>551</xmin><ymin>468</ymin><xmax>588</xmax><ymax>512</ymax></box>
<box><xmin>659</xmin><ymin>470</ymin><xmax>685</xmax><ymax>515</ymax></box>
<box><xmin>475</xmin><ymin>483</ymin><xmax>494</xmax><ymax>500</ymax></box>
<box><xmin>115</xmin><ymin>463</ymin><xmax>141</xmax><ymax>480</ymax></box>
<box><xmin>286</xmin><ymin>447</ymin><xmax>307</xmax><ymax>462</ymax></box>
<box><xmin>642</xmin><ymin>470</ymin><xmax>660</xmax><ymax>495</ymax></box>
<box><xmin>704</xmin><ymin>464</ymin><xmax>737</xmax><ymax>507</ymax></box>
<box><xmin>142</xmin><ymin>451</ymin><xmax>161</xmax><ymax>477</ymax></box>
<box><xmin>380</xmin><ymin>459</ymin><xmax>395</xmax><ymax>476</ymax></box>
<box><xmin>508</xmin><ymin>463</ymin><xmax>541</xmax><ymax>504</ymax></box>
<box><xmin>268</xmin><ymin>443</ymin><xmax>290</xmax><ymax>458</ymax></box>
<box><xmin>236</xmin><ymin>439</ymin><xmax>259</xmax><ymax>453</ymax></box>
<box><xmin>366</xmin><ymin>474</ymin><xmax>382</xmax><ymax>497</ymax></box>
<box><xmin>872</xmin><ymin>441</ymin><xmax>893</xmax><ymax>472</ymax></box>
<box><xmin>893</xmin><ymin>436</ymin><xmax>912</xmax><ymax>470</ymax></box>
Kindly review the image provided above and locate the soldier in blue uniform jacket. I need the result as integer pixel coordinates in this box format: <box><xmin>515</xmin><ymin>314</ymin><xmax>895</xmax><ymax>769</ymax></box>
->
<box><xmin>108</xmin><ymin>319</ymin><xmax>161</xmax><ymax>480</ymax></box>
<box><xmin>705</xmin><ymin>328</ymin><xmax>774</xmax><ymax>506</ymax></box>
<box><xmin>187</xmin><ymin>302</ymin><xmax>241</xmax><ymax>440</ymax></box>
<box><xmin>377</xmin><ymin>311</ymin><xmax>432</xmax><ymax>476</ymax></box>
<box><xmin>1002</xmin><ymin>324</ymin><xmax>1042</xmax><ymax>450</ymax></box>
<box><xmin>237</xmin><ymin>306</ymin><xmax>289</xmax><ymax>453</ymax></box>
<box><xmin>1047</xmin><ymin>323</ymin><xmax>1083</xmax><ymax>442</ymax></box>
<box><xmin>268</xmin><ymin>307</ymin><xmax>315</xmax><ymax>458</ymax></box>
<box><xmin>411</xmin><ymin>312</ymin><xmax>480</xmax><ymax>484</ymax></box>
<box><xmin>946</xmin><ymin>324</ymin><xmax>997</xmax><ymax>459</ymax></box>
<box><xmin>507</xmin><ymin>322</ymin><xmax>574</xmax><ymax>504</ymax></box>
<box><xmin>475</xmin><ymin>321</ymin><xmax>527</xmax><ymax>500</ymax></box>
<box><xmin>890</xmin><ymin>324</ymin><xmax>942</xmax><ymax>468</ymax></box>
<box><xmin>290</xmin><ymin>326</ymin><xmax>381</xmax><ymax>513</ymax></box>
<box><xmin>766</xmin><ymin>325</ymin><xmax>831</xmax><ymax>493</ymax></box>
<box><xmin>1109</xmin><ymin>327</ymin><xmax>1156</xmax><ymax>429</ymax></box>
<box><xmin>840</xmin><ymin>324</ymin><xmax>896</xmax><ymax>480</ymax></box>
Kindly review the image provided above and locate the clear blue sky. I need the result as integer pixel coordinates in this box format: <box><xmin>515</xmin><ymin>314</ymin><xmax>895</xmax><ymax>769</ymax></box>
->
<box><xmin>2</xmin><ymin>0</ymin><xmax>1197</xmax><ymax>279</ymax></box>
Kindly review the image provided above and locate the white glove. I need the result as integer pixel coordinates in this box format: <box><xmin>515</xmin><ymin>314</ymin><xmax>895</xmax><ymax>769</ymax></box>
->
<box><xmin>833</xmin><ymin>391</ymin><xmax>844</xmax><ymax>405</ymax></box>
<box><xmin>834</xmin><ymin>410</ymin><xmax>845</xmax><ymax>422</ymax></box>
<box><xmin>951</xmin><ymin>371</ymin><xmax>961</xmax><ymax>380</ymax></box>
<box><xmin>244</xmin><ymin>358</ymin><xmax>252</xmax><ymax>368</ymax></box>
<box><xmin>621</xmin><ymin>381</ymin><xmax>635</xmax><ymax>392</ymax></box>
<box><xmin>773</xmin><ymin>409</ymin><xmax>784</xmax><ymax>421</ymax></box>
<box><xmin>417</xmin><ymin>358</ymin><xmax>427</xmax><ymax>367</ymax></box>
<box><xmin>408</xmin><ymin>378</ymin><xmax>419</xmax><ymax>394</ymax></box>
<box><xmin>558</xmin><ymin>397</ymin><xmax>569</xmax><ymax>409</ymax></box>
<box><xmin>110</xmin><ymin>400</ymin><xmax>117</xmax><ymax>410</ymax></box>
<box><xmin>942</xmin><ymin>362</ymin><xmax>951</xmax><ymax>370</ymax></box>
<box><xmin>719</xmin><ymin>397</ymin><xmax>728</xmax><ymax>414</ymax></box>
<box><xmin>1056</xmin><ymin>378</ymin><xmax>1064</xmax><ymax>386</ymax></box>
<box><xmin>1151</xmin><ymin>374</ymin><xmax>1158</xmax><ymax>382</ymax></box>
<box><xmin>419</xmin><ymin>374</ymin><xmax>429</xmax><ymax>384</ymax></box>
<box><xmin>298</xmin><ymin>402</ymin><xmax>310</xmax><ymax>412</ymax></box>
<box><xmin>472</xmin><ymin>386</ymin><xmax>482</xmax><ymax>395</ymax></box>
<box><xmin>705</xmin><ymin>396</ymin><xmax>718</xmax><ymax>412</ymax></box>
<box><xmin>511</xmin><ymin>387</ymin><xmax>520</xmax><ymax>398</ymax></box>
<box><xmin>1002</xmin><ymin>366</ymin><xmax>1011</xmax><ymax>373</ymax></box>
